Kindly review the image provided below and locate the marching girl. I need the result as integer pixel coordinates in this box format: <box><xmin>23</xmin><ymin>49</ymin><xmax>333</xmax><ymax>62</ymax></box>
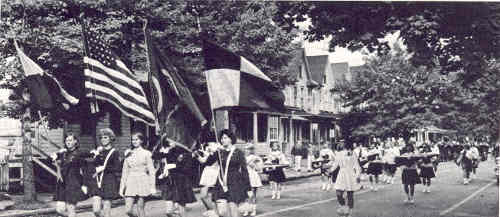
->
<box><xmin>119</xmin><ymin>132</ymin><xmax>156</xmax><ymax>217</ymax></box>
<box><xmin>93</xmin><ymin>128</ymin><xmax>122</xmax><ymax>217</ymax></box>
<box><xmin>212</xmin><ymin>129</ymin><xmax>252</xmax><ymax>217</ymax></box>
<box><xmin>244</xmin><ymin>144</ymin><xmax>264</xmax><ymax>216</ymax></box>
<box><xmin>196</xmin><ymin>141</ymin><xmax>222</xmax><ymax>217</ymax></box>
<box><xmin>51</xmin><ymin>132</ymin><xmax>90</xmax><ymax>217</ymax></box>
<box><xmin>383</xmin><ymin>142</ymin><xmax>399</xmax><ymax>184</ymax></box>
<box><xmin>153</xmin><ymin>138</ymin><xmax>197</xmax><ymax>217</ymax></box>
<box><xmin>419</xmin><ymin>155</ymin><xmax>435</xmax><ymax>193</ymax></box>
<box><xmin>317</xmin><ymin>143</ymin><xmax>335</xmax><ymax>191</ymax></box>
<box><xmin>430</xmin><ymin>142</ymin><xmax>440</xmax><ymax>172</ymax></box>
<box><xmin>399</xmin><ymin>143</ymin><xmax>420</xmax><ymax>204</ymax></box>
<box><xmin>470</xmin><ymin>142</ymin><xmax>480</xmax><ymax>179</ymax></box>
<box><xmin>330</xmin><ymin>141</ymin><xmax>362</xmax><ymax>217</ymax></box>
<box><xmin>457</xmin><ymin>143</ymin><xmax>475</xmax><ymax>185</ymax></box>
<box><xmin>265</xmin><ymin>141</ymin><xmax>289</xmax><ymax>200</ymax></box>
<box><xmin>366</xmin><ymin>143</ymin><xmax>383</xmax><ymax>191</ymax></box>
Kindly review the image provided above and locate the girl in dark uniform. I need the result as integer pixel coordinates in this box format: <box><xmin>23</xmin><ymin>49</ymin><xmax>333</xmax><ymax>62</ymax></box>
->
<box><xmin>213</xmin><ymin>129</ymin><xmax>252</xmax><ymax>217</ymax></box>
<box><xmin>93</xmin><ymin>128</ymin><xmax>121</xmax><ymax>217</ymax></box>
<box><xmin>52</xmin><ymin>132</ymin><xmax>90</xmax><ymax>217</ymax></box>
<box><xmin>265</xmin><ymin>141</ymin><xmax>289</xmax><ymax>199</ymax></box>
<box><xmin>419</xmin><ymin>155</ymin><xmax>435</xmax><ymax>193</ymax></box>
<box><xmin>399</xmin><ymin>143</ymin><xmax>420</xmax><ymax>204</ymax></box>
<box><xmin>153</xmin><ymin>138</ymin><xmax>196</xmax><ymax>217</ymax></box>
<box><xmin>457</xmin><ymin>144</ymin><xmax>474</xmax><ymax>185</ymax></box>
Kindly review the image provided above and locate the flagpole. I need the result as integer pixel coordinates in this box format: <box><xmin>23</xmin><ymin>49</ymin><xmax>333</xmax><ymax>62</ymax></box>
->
<box><xmin>78</xmin><ymin>14</ymin><xmax>99</xmax><ymax>114</ymax></box>
<box><xmin>193</xmin><ymin>4</ymin><xmax>228</xmax><ymax>191</ymax></box>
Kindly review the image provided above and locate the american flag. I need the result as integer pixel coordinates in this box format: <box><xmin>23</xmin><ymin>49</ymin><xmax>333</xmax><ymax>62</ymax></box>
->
<box><xmin>82</xmin><ymin>25</ymin><xmax>155</xmax><ymax>126</ymax></box>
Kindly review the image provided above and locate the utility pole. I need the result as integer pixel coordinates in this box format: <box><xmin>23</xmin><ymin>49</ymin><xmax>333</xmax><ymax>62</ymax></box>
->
<box><xmin>21</xmin><ymin>108</ymin><xmax>35</xmax><ymax>201</ymax></box>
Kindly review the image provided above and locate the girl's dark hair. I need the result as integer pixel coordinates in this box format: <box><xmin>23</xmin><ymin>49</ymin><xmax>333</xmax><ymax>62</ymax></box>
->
<box><xmin>344</xmin><ymin>142</ymin><xmax>354</xmax><ymax>150</ymax></box>
<box><xmin>64</xmin><ymin>132</ymin><xmax>79</xmax><ymax>149</ymax></box>
<box><xmin>219</xmin><ymin>129</ymin><xmax>236</xmax><ymax>144</ymax></box>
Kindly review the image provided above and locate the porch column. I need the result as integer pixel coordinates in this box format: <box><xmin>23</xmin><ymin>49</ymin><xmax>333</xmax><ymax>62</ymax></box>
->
<box><xmin>253</xmin><ymin>112</ymin><xmax>258</xmax><ymax>144</ymax></box>
<box><xmin>310</xmin><ymin>121</ymin><xmax>313</xmax><ymax>143</ymax></box>
<box><xmin>289</xmin><ymin>117</ymin><xmax>293</xmax><ymax>147</ymax></box>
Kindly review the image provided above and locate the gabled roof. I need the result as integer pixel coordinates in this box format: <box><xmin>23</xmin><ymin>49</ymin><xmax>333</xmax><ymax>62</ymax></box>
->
<box><xmin>289</xmin><ymin>48</ymin><xmax>318</xmax><ymax>87</ymax></box>
<box><xmin>331</xmin><ymin>62</ymin><xmax>349</xmax><ymax>82</ymax></box>
<box><xmin>306</xmin><ymin>55</ymin><xmax>329</xmax><ymax>86</ymax></box>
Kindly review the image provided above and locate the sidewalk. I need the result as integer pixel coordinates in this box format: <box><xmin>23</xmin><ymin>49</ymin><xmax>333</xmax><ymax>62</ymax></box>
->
<box><xmin>0</xmin><ymin>168</ymin><xmax>320</xmax><ymax>217</ymax></box>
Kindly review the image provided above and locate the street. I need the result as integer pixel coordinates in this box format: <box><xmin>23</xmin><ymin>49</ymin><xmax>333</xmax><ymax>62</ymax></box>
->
<box><xmin>71</xmin><ymin>160</ymin><xmax>498</xmax><ymax>217</ymax></box>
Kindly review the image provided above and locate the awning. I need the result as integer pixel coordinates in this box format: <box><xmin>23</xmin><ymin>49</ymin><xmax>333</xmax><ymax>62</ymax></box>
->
<box><xmin>291</xmin><ymin>115</ymin><xmax>309</xmax><ymax>121</ymax></box>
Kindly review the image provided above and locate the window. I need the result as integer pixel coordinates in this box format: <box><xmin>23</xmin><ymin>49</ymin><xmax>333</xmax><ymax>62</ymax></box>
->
<box><xmin>300</xmin><ymin>87</ymin><xmax>304</xmax><ymax>108</ymax></box>
<box><xmin>257</xmin><ymin>114</ymin><xmax>268</xmax><ymax>143</ymax></box>
<box><xmin>234</xmin><ymin>113</ymin><xmax>253</xmax><ymax>142</ymax></box>
<box><xmin>269</xmin><ymin>116</ymin><xmax>279</xmax><ymax>142</ymax></box>
<box><xmin>293</xmin><ymin>86</ymin><xmax>298</xmax><ymax>107</ymax></box>
<box><xmin>308</xmin><ymin>88</ymin><xmax>313</xmax><ymax>111</ymax></box>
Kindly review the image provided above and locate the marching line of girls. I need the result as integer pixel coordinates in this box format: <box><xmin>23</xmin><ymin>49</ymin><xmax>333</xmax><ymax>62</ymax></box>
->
<box><xmin>51</xmin><ymin>128</ymin><xmax>465</xmax><ymax>217</ymax></box>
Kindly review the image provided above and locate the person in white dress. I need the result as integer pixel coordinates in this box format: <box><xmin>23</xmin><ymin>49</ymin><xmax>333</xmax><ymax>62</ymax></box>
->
<box><xmin>382</xmin><ymin>142</ymin><xmax>399</xmax><ymax>184</ymax></box>
<box><xmin>330</xmin><ymin>142</ymin><xmax>361</xmax><ymax>217</ymax></box>
<box><xmin>119</xmin><ymin>132</ymin><xmax>156</xmax><ymax>217</ymax></box>
<box><xmin>244</xmin><ymin>144</ymin><xmax>264</xmax><ymax>216</ymax></box>
<box><xmin>196</xmin><ymin>141</ymin><xmax>222</xmax><ymax>217</ymax></box>
<box><xmin>317</xmin><ymin>143</ymin><xmax>335</xmax><ymax>191</ymax></box>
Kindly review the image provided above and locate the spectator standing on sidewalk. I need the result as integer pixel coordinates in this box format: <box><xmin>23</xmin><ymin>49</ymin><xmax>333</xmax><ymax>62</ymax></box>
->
<box><xmin>119</xmin><ymin>132</ymin><xmax>156</xmax><ymax>217</ymax></box>
<box><xmin>306</xmin><ymin>142</ymin><xmax>315</xmax><ymax>172</ymax></box>
<box><xmin>291</xmin><ymin>141</ymin><xmax>303</xmax><ymax>172</ymax></box>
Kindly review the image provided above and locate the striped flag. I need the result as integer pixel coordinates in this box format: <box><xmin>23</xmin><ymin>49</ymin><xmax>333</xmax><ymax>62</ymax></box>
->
<box><xmin>81</xmin><ymin>23</ymin><xmax>155</xmax><ymax>126</ymax></box>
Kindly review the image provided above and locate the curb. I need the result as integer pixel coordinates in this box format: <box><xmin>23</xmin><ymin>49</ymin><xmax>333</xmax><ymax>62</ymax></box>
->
<box><xmin>0</xmin><ymin>172</ymin><xmax>320</xmax><ymax>217</ymax></box>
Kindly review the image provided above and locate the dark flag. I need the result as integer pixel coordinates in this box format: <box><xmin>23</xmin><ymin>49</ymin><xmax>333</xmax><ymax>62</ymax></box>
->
<box><xmin>144</xmin><ymin>28</ymin><xmax>207</xmax><ymax>135</ymax></box>
<box><xmin>201</xmin><ymin>39</ymin><xmax>285</xmax><ymax>110</ymax></box>
<box><xmin>14</xmin><ymin>40</ymin><xmax>79</xmax><ymax>111</ymax></box>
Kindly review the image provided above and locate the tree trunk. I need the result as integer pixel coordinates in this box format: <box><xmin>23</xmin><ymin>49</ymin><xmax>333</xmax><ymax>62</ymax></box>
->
<box><xmin>22</xmin><ymin>117</ymin><xmax>36</xmax><ymax>202</ymax></box>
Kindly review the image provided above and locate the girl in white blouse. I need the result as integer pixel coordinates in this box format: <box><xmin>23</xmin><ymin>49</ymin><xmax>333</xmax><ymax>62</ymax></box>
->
<box><xmin>119</xmin><ymin>132</ymin><xmax>156</xmax><ymax>217</ymax></box>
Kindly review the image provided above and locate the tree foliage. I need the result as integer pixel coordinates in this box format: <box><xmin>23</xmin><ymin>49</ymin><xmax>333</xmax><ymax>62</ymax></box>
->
<box><xmin>336</xmin><ymin>44</ymin><xmax>500</xmax><ymax>142</ymax></box>
<box><xmin>274</xmin><ymin>2</ymin><xmax>500</xmax><ymax>82</ymax></box>
<box><xmin>1</xmin><ymin>0</ymin><xmax>300</xmax><ymax>127</ymax></box>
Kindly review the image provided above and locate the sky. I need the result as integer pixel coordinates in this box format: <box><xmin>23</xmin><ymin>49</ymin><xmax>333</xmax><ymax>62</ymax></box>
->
<box><xmin>0</xmin><ymin>89</ymin><xmax>9</xmax><ymax>101</ymax></box>
<box><xmin>297</xmin><ymin>19</ymin><xmax>402</xmax><ymax>67</ymax></box>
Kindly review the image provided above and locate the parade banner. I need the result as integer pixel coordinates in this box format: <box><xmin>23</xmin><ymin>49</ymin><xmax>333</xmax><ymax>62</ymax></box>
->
<box><xmin>201</xmin><ymin>39</ymin><xmax>285</xmax><ymax>110</ymax></box>
<box><xmin>15</xmin><ymin>40</ymin><xmax>79</xmax><ymax>111</ymax></box>
<box><xmin>144</xmin><ymin>27</ymin><xmax>207</xmax><ymax>135</ymax></box>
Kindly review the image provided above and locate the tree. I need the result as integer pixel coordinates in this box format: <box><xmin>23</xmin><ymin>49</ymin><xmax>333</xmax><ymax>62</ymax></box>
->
<box><xmin>335</xmin><ymin>44</ymin><xmax>469</xmax><ymax>141</ymax></box>
<box><xmin>274</xmin><ymin>2</ymin><xmax>500</xmax><ymax>141</ymax></box>
<box><xmin>274</xmin><ymin>2</ymin><xmax>500</xmax><ymax>82</ymax></box>
<box><xmin>1</xmin><ymin>0</ymin><xmax>300</xmax><ymax>126</ymax></box>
